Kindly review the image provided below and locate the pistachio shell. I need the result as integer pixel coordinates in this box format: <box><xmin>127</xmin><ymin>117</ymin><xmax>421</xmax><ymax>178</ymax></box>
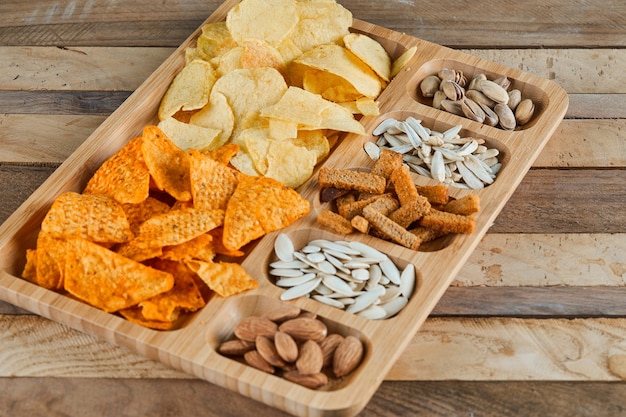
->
<box><xmin>515</xmin><ymin>98</ymin><xmax>535</xmax><ymax>125</ymax></box>
<box><xmin>441</xmin><ymin>80</ymin><xmax>465</xmax><ymax>100</ymax></box>
<box><xmin>419</xmin><ymin>75</ymin><xmax>441</xmax><ymax>97</ymax></box>
<box><xmin>507</xmin><ymin>89</ymin><xmax>522</xmax><ymax>111</ymax></box>
<box><xmin>477</xmin><ymin>79</ymin><xmax>509</xmax><ymax>104</ymax></box>
<box><xmin>494</xmin><ymin>103</ymin><xmax>516</xmax><ymax>130</ymax></box>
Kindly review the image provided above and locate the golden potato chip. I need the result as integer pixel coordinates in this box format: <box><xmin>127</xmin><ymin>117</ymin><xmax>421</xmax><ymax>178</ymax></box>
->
<box><xmin>212</xmin><ymin>67</ymin><xmax>288</xmax><ymax>135</ymax></box>
<box><xmin>141</xmin><ymin>125</ymin><xmax>192</xmax><ymax>202</ymax></box>
<box><xmin>189</xmin><ymin>149</ymin><xmax>240</xmax><ymax>210</ymax></box>
<box><xmin>228</xmin><ymin>151</ymin><xmax>261</xmax><ymax>176</ymax></box>
<box><xmin>226</xmin><ymin>0</ymin><xmax>298</xmax><ymax>47</ymax></box>
<box><xmin>294</xmin><ymin>44</ymin><xmax>382</xmax><ymax>99</ymax></box>
<box><xmin>223</xmin><ymin>175</ymin><xmax>310</xmax><ymax>250</ymax></box>
<box><xmin>390</xmin><ymin>46</ymin><xmax>417</xmax><ymax>78</ymax></box>
<box><xmin>260</xmin><ymin>86</ymin><xmax>365</xmax><ymax>134</ymax></box>
<box><xmin>268</xmin><ymin>118</ymin><xmax>298</xmax><ymax>140</ymax></box>
<box><xmin>300</xmin><ymin>67</ymin><xmax>361</xmax><ymax>102</ymax></box>
<box><xmin>343</xmin><ymin>33</ymin><xmax>391</xmax><ymax>82</ymax></box>
<box><xmin>288</xmin><ymin>1</ymin><xmax>352</xmax><ymax>53</ymax></box>
<box><xmin>157</xmin><ymin>117</ymin><xmax>222</xmax><ymax>151</ymax></box>
<box><xmin>216</xmin><ymin>40</ymin><xmax>286</xmax><ymax>78</ymax></box>
<box><xmin>118</xmin><ymin>307</ymin><xmax>176</xmax><ymax>330</ymax></box>
<box><xmin>196</xmin><ymin>21</ymin><xmax>238</xmax><ymax>61</ymax></box>
<box><xmin>265</xmin><ymin>140</ymin><xmax>317</xmax><ymax>189</ymax></box>
<box><xmin>355</xmin><ymin>96</ymin><xmax>380</xmax><ymax>116</ymax></box>
<box><xmin>41</xmin><ymin>192</ymin><xmax>133</xmax><ymax>244</ymax></box>
<box><xmin>134</xmin><ymin>207</ymin><xmax>225</xmax><ymax>249</ymax></box>
<box><xmin>202</xmin><ymin>143</ymin><xmax>240</xmax><ymax>165</ymax></box>
<box><xmin>160</xmin><ymin>233</ymin><xmax>215</xmax><ymax>263</ymax></box>
<box><xmin>138</xmin><ymin>259</ymin><xmax>206</xmax><ymax>322</ymax></box>
<box><xmin>187</xmin><ymin>260</ymin><xmax>258</xmax><ymax>298</ymax></box>
<box><xmin>83</xmin><ymin>136</ymin><xmax>150</xmax><ymax>204</ymax></box>
<box><xmin>241</xmin><ymin>128</ymin><xmax>272</xmax><ymax>174</ymax></box>
<box><xmin>189</xmin><ymin>91</ymin><xmax>235</xmax><ymax>148</ymax></box>
<box><xmin>158</xmin><ymin>59</ymin><xmax>217</xmax><ymax>121</ymax></box>
<box><xmin>121</xmin><ymin>197</ymin><xmax>171</xmax><ymax>236</ymax></box>
<box><xmin>291</xmin><ymin>130</ymin><xmax>330</xmax><ymax>163</ymax></box>
<box><xmin>64</xmin><ymin>238</ymin><xmax>174</xmax><ymax>313</ymax></box>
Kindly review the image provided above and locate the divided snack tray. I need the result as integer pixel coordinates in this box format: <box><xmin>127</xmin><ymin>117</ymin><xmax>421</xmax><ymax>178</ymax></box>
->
<box><xmin>0</xmin><ymin>1</ymin><xmax>568</xmax><ymax>416</ymax></box>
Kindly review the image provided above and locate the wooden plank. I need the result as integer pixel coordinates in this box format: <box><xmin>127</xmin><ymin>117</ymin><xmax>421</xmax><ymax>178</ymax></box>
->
<box><xmin>1</xmin><ymin>0</ymin><xmax>624</xmax><ymax>48</ymax></box>
<box><xmin>2</xmin><ymin>315</ymin><xmax>626</xmax><ymax>383</ymax></box>
<box><xmin>1</xmin><ymin>377</ymin><xmax>624</xmax><ymax>417</ymax></box>
<box><xmin>0</xmin><ymin>90</ymin><xmax>131</xmax><ymax>115</ymax></box>
<box><xmin>2</xmin><ymin>116</ymin><xmax>624</xmax><ymax>168</ymax></box>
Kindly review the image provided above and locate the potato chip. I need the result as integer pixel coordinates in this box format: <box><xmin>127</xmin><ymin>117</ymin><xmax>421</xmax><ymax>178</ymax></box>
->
<box><xmin>301</xmin><ymin>68</ymin><xmax>362</xmax><ymax>103</ymax></box>
<box><xmin>260</xmin><ymin>86</ymin><xmax>365</xmax><ymax>134</ymax></box>
<box><xmin>189</xmin><ymin>91</ymin><xmax>235</xmax><ymax>148</ymax></box>
<box><xmin>141</xmin><ymin>125</ymin><xmax>192</xmax><ymax>202</ymax></box>
<box><xmin>64</xmin><ymin>238</ymin><xmax>174</xmax><ymax>313</ymax></box>
<box><xmin>189</xmin><ymin>149</ymin><xmax>240</xmax><ymax>210</ymax></box>
<box><xmin>216</xmin><ymin>40</ymin><xmax>287</xmax><ymax>78</ymax></box>
<box><xmin>134</xmin><ymin>207</ymin><xmax>225</xmax><ymax>249</ymax></box>
<box><xmin>226</xmin><ymin>0</ymin><xmax>298</xmax><ymax>47</ymax></box>
<box><xmin>158</xmin><ymin>59</ymin><xmax>217</xmax><ymax>121</ymax></box>
<box><xmin>157</xmin><ymin>117</ymin><xmax>222</xmax><ymax>151</ymax></box>
<box><xmin>138</xmin><ymin>259</ymin><xmax>206</xmax><ymax>322</ymax></box>
<box><xmin>196</xmin><ymin>21</ymin><xmax>238</xmax><ymax>61</ymax></box>
<box><xmin>211</xmin><ymin>67</ymin><xmax>288</xmax><ymax>135</ymax></box>
<box><xmin>121</xmin><ymin>197</ymin><xmax>171</xmax><ymax>236</ymax></box>
<box><xmin>390</xmin><ymin>45</ymin><xmax>417</xmax><ymax>78</ymax></box>
<box><xmin>265</xmin><ymin>140</ymin><xmax>317</xmax><ymax>189</ymax></box>
<box><xmin>355</xmin><ymin>96</ymin><xmax>380</xmax><ymax>116</ymax></box>
<box><xmin>291</xmin><ymin>130</ymin><xmax>330</xmax><ymax>163</ymax></box>
<box><xmin>343</xmin><ymin>33</ymin><xmax>391</xmax><ymax>82</ymax></box>
<box><xmin>288</xmin><ymin>1</ymin><xmax>352</xmax><ymax>53</ymax></box>
<box><xmin>187</xmin><ymin>260</ymin><xmax>258</xmax><ymax>298</ymax></box>
<box><xmin>223</xmin><ymin>175</ymin><xmax>310</xmax><ymax>250</ymax></box>
<box><xmin>228</xmin><ymin>151</ymin><xmax>261</xmax><ymax>177</ymax></box>
<box><xmin>202</xmin><ymin>143</ymin><xmax>240</xmax><ymax>165</ymax></box>
<box><xmin>41</xmin><ymin>192</ymin><xmax>133</xmax><ymax>244</ymax></box>
<box><xmin>241</xmin><ymin>128</ymin><xmax>273</xmax><ymax>174</ymax></box>
<box><xmin>294</xmin><ymin>44</ymin><xmax>382</xmax><ymax>99</ymax></box>
<box><xmin>83</xmin><ymin>136</ymin><xmax>150</xmax><ymax>204</ymax></box>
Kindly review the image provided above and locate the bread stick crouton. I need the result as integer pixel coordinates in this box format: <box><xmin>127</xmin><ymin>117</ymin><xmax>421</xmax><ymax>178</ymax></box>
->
<box><xmin>388</xmin><ymin>195</ymin><xmax>431</xmax><ymax>228</ymax></box>
<box><xmin>318</xmin><ymin>167</ymin><xmax>386</xmax><ymax>194</ymax></box>
<box><xmin>317</xmin><ymin>209</ymin><xmax>353</xmax><ymax>235</ymax></box>
<box><xmin>390</xmin><ymin>165</ymin><xmax>418</xmax><ymax>206</ymax></box>
<box><xmin>442</xmin><ymin>194</ymin><xmax>481</xmax><ymax>215</ymax></box>
<box><xmin>415</xmin><ymin>184</ymin><xmax>449</xmax><ymax>205</ymax></box>
<box><xmin>362</xmin><ymin>205</ymin><xmax>420</xmax><ymax>250</ymax></box>
<box><xmin>370</xmin><ymin>148</ymin><xmax>403</xmax><ymax>180</ymax></box>
<box><xmin>419</xmin><ymin>209</ymin><xmax>475</xmax><ymax>234</ymax></box>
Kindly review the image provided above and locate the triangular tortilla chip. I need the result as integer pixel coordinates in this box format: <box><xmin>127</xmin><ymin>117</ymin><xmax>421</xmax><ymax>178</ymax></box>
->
<box><xmin>187</xmin><ymin>260</ymin><xmax>258</xmax><ymax>297</ymax></box>
<box><xmin>189</xmin><ymin>149</ymin><xmax>240</xmax><ymax>211</ymax></box>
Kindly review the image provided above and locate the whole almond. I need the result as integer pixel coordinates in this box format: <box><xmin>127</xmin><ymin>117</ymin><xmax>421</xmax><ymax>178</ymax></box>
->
<box><xmin>274</xmin><ymin>331</ymin><xmax>299</xmax><ymax>363</ymax></box>
<box><xmin>333</xmin><ymin>335</ymin><xmax>364</xmax><ymax>378</ymax></box>
<box><xmin>263</xmin><ymin>305</ymin><xmax>301</xmax><ymax>323</ymax></box>
<box><xmin>296</xmin><ymin>340</ymin><xmax>324</xmax><ymax>375</ymax></box>
<box><xmin>234</xmin><ymin>316</ymin><xmax>278</xmax><ymax>342</ymax></box>
<box><xmin>284</xmin><ymin>371</ymin><xmax>328</xmax><ymax>389</ymax></box>
<box><xmin>244</xmin><ymin>350</ymin><xmax>275</xmax><ymax>374</ymax></box>
<box><xmin>256</xmin><ymin>335</ymin><xmax>286</xmax><ymax>367</ymax></box>
<box><xmin>319</xmin><ymin>333</ymin><xmax>344</xmax><ymax>367</ymax></box>
<box><xmin>218</xmin><ymin>339</ymin><xmax>255</xmax><ymax>356</ymax></box>
<box><xmin>279</xmin><ymin>317</ymin><xmax>327</xmax><ymax>342</ymax></box>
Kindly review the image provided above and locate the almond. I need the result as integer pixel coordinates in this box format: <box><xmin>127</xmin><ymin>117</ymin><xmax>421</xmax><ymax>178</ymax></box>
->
<box><xmin>283</xmin><ymin>370</ymin><xmax>328</xmax><ymax>390</ymax></box>
<box><xmin>274</xmin><ymin>331</ymin><xmax>298</xmax><ymax>363</ymax></box>
<box><xmin>333</xmin><ymin>335</ymin><xmax>364</xmax><ymax>377</ymax></box>
<box><xmin>255</xmin><ymin>335</ymin><xmax>286</xmax><ymax>367</ymax></box>
<box><xmin>319</xmin><ymin>333</ymin><xmax>344</xmax><ymax>367</ymax></box>
<box><xmin>234</xmin><ymin>316</ymin><xmax>278</xmax><ymax>342</ymax></box>
<box><xmin>296</xmin><ymin>340</ymin><xmax>323</xmax><ymax>375</ymax></box>
<box><xmin>262</xmin><ymin>305</ymin><xmax>301</xmax><ymax>323</ymax></box>
<box><xmin>244</xmin><ymin>350</ymin><xmax>275</xmax><ymax>374</ymax></box>
<box><xmin>218</xmin><ymin>339</ymin><xmax>255</xmax><ymax>356</ymax></box>
<box><xmin>279</xmin><ymin>317</ymin><xmax>327</xmax><ymax>342</ymax></box>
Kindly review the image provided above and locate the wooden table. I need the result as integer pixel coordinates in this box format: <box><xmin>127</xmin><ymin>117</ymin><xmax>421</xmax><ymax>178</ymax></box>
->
<box><xmin>1</xmin><ymin>1</ymin><xmax>625</xmax><ymax>415</ymax></box>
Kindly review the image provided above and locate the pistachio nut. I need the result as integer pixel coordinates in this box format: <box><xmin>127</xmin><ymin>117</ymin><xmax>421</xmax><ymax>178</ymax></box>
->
<box><xmin>477</xmin><ymin>79</ymin><xmax>509</xmax><ymax>104</ymax></box>
<box><xmin>420</xmin><ymin>75</ymin><xmax>441</xmax><ymax>98</ymax></box>
<box><xmin>432</xmin><ymin>90</ymin><xmax>447</xmax><ymax>109</ymax></box>
<box><xmin>479</xmin><ymin>102</ymin><xmax>499</xmax><ymax>126</ymax></box>
<box><xmin>507</xmin><ymin>89</ymin><xmax>522</xmax><ymax>111</ymax></box>
<box><xmin>515</xmin><ymin>98</ymin><xmax>535</xmax><ymax>125</ymax></box>
<box><xmin>494</xmin><ymin>103</ymin><xmax>516</xmax><ymax>130</ymax></box>
<box><xmin>441</xmin><ymin>80</ymin><xmax>465</xmax><ymax>101</ymax></box>
<box><xmin>461</xmin><ymin>98</ymin><xmax>486</xmax><ymax>123</ymax></box>
<box><xmin>440</xmin><ymin>99</ymin><xmax>465</xmax><ymax>117</ymax></box>
<box><xmin>466</xmin><ymin>89</ymin><xmax>495</xmax><ymax>107</ymax></box>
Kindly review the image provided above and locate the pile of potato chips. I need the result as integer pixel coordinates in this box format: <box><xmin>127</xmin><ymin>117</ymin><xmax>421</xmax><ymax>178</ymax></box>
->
<box><xmin>156</xmin><ymin>0</ymin><xmax>410</xmax><ymax>189</ymax></box>
<box><xmin>22</xmin><ymin>126</ymin><xmax>310</xmax><ymax>330</ymax></box>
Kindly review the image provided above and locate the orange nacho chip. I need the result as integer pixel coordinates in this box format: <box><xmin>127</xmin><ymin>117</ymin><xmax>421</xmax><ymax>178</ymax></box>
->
<box><xmin>121</xmin><ymin>197</ymin><xmax>171</xmax><ymax>236</ymax></box>
<box><xmin>141</xmin><ymin>125</ymin><xmax>192</xmax><ymax>202</ymax></box>
<box><xmin>223</xmin><ymin>175</ymin><xmax>310</xmax><ymax>251</ymax></box>
<box><xmin>138</xmin><ymin>259</ymin><xmax>206</xmax><ymax>322</ymax></box>
<box><xmin>64</xmin><ymin>238</ymin><xmax>174</xmax><ymax>313</ymax></box>
<box><xmin>188</xmin><ymin>260</ymin><xmax>258</xmax><ymax>298</ymax></box>
<box><xmin>118</xmin><ymin>307</ymin><xmax>176</xmax><ymax>331</ymax></box>
<box><xmin>83</xmin><ymin>136</ymin><xmax>150</xmax><ymax>204</ymax></box>
<box><xmin>34</xmin><ymin>234</ymin><xmax>68</xmax><ymax>290</ymax></box>
<box><xmin>160</xmin><ymin>233</ymin><xmax>215</xmax><ymax>263</ymax></box>
<box><xmin>202</xmin><ymin>143</ymin><xmax>240</xmax><ymax>165</ymax></box>
<box><xmin>41</xmin><ymin>192</ymin><xmax>133</xmax><ymax>244</ymax></box>
<box><xmin>189</xmin><ymin>149</ymin><xmax>240</xmax><ymax>211</ymax></box>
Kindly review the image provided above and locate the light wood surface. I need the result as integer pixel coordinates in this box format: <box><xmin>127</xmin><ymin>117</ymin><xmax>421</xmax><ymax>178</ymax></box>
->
<box><xmin>0</xmin><ymin>1</ymin><xmax>624</xmax><ymax>416</ymax></box>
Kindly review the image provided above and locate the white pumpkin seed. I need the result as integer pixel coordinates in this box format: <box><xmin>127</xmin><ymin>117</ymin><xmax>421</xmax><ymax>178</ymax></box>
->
<box><xmin>279</xmin><ymin>277</ymin><xmax>322</xmax><ymax>300</ymax></box>
<box><xmin>274</xmin><ymin>233</ymin><xmax>294</xmax><ymax>262</ymax></box>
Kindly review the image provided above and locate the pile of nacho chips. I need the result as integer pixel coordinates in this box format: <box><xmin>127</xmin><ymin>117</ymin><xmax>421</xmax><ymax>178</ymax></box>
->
<box><xmin>156</xmin><ymin>0</ymin><xmax>412</xmax><ymax>189</ymax></box>
<box><xmin>22</xmin><ymin>126</ymin><xmax>310</xmax><ymax>330</ymax></box>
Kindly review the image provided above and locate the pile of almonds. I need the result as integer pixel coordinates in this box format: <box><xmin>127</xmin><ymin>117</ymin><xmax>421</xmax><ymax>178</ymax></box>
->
<box><xmin>419</xmin><ymin>68</ymin><xmax>535</xmax><ymax>130</ymax></box>
<box><xmin>218</xmin><ymin>304</ymin><xmax>364</xmax><ymax>389</ymax></box>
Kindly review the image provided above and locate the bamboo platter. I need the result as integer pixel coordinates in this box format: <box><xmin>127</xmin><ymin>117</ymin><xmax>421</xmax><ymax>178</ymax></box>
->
<box><xmin>0</xmin><ymin>1</ymin><xmax>568</xmax><ymax>416</ymax></box>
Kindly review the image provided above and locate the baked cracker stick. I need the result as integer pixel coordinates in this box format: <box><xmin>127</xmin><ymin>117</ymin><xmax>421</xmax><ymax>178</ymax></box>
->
<box><xmin>415</xmin><ymin>184</ymin><xmax>449</xmax><ymax>205</ymax></box>
<box><xmin>364</xmin><ymin>193</ymin><xmax>399</xmax><ymax>216</ymax></box>
<box><xmin>338</xmin><ymin>194</ymin><xmax>382</xmax><ymax>220</ymax></box>
<box><xmin>371</xmin><ymin>148</ymin><xmax>403</xmax><ymax>180</ymax></box>
<box><xmin>408</xmin><ymin>226</ymin><xmax>446</xmax><ymax>244</ymax></box>
<box><xmin>362</xmin><ymin>205</ymin><xmax>420</xmax><ymax>250</ymax></box>
<box><xmin>442</xmin><ymin>194</ymin><xmax>481</xmax><ymax>215</ymax></box>
<box><xmin>350</xmin><ymin>215</ymin><xmax>370</xmax><ymax>234</ymax></box>
<box><xmin>317</xmin><ymin>209</ymin><xmax>353</xmax><ymax>235</ymax></box>
<box><xmin>388</xmin><ymin>195</ymin><xmax>431</xmax><ymax>228</ymax></box>
<box><xmin>390</xmin><ymin>165</ymin><xmax>418</xmax><ymax>206</ymax></box>
<box><xmin>419</xmin><ymin>208</ymin><xmax>476</xmax><ymax>234</ymax></box>
<box><xmin>318</xmin><ymin>166</ymin><xmax>386</xmax><ymax>194</ymax></box>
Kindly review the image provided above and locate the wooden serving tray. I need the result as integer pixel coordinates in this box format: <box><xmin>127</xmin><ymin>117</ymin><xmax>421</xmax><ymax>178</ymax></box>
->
<box><xmin>0</xmin><ymin>1</ymin><xmax>568</xmax><ymax>416</ymax></box>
